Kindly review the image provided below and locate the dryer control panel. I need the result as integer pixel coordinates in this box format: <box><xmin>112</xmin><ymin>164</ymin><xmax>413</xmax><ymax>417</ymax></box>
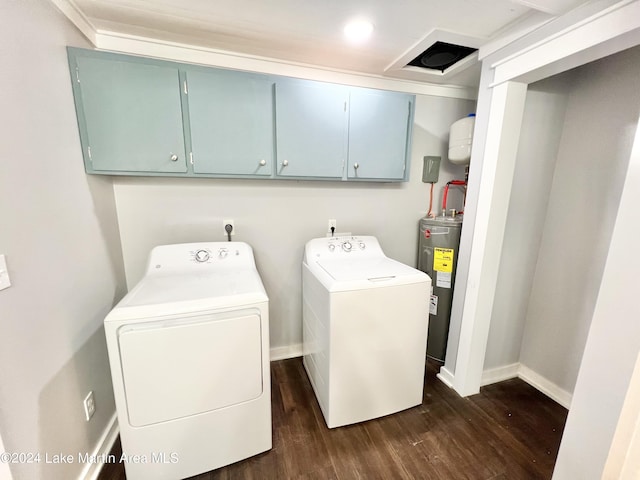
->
<box><xmin>191</xmin><ymin>246</ymin><xmax>234</xmax><ymax>263</ymax></box>
<box><xmin>144</xmin><ymin>242</ymin><xmax>258</xmax><ymax>274</ymax></box>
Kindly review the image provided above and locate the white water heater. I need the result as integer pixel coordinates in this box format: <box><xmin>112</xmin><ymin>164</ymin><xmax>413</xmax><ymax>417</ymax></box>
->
<box><xmin>448</xmin><ymin>114</ymin><xmax>475</xmax><ymax>165</ymax></box>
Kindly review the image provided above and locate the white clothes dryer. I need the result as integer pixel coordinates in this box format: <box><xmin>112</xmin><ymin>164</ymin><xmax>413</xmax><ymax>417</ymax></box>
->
<box><xmin>302</xmin><ymin>236</ymin><xmax>430</xmax><ymax>428</ymax></box>
<box><xmin>104</xmin><ymin>242</ymin><xmax>271</xmax><ymax>480</ymax></box>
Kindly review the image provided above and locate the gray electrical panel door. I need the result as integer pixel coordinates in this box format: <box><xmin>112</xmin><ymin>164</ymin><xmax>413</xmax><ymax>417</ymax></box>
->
<box><xmin>418</xmin><ymin>216</ymin><xmax>463</xmax><ymax>361</ymax></box>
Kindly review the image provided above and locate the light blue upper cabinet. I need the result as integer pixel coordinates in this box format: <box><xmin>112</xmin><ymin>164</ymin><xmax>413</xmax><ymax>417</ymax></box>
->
<box><xmin>67</xmin><ymin>48</ymin><xmax>414</xmax><ymax>182</ymax></box>
<box><xmin>347</xmin><ymin>88</ymin><xmax>414</xmax><ymax>181</ymax></box>
<box><xmin>186</xmin><ymin>68</ymin><xmax>274</xmax><ymax>176</ymax></box>
<box><xmin>274</xmin><ymin>80</ymin><xmax>348</xmax><ymax>179</ymax></box>
<box><xmin>71</xmin><ymin>50</ymin><xmax>187</xmax><ymax>174</ymax></box>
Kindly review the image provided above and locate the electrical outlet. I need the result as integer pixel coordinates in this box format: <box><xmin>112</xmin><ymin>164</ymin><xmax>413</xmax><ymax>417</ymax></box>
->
<box><xmin>83</xmin><ymin>391</ymin><xmax>95</xmax><ymax>421</ymax></box>
<box><xmin>328</xmin><ymin>219</ymin><xmax>337</xmax><ymax>233</ymax></box>
<box><xmin>223</xmin><ymin>219</ymin><xmax>235</xmax><ymax>237</ymax></box>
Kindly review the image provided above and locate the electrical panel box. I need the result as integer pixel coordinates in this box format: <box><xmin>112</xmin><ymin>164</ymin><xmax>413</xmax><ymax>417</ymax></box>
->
<box><xmin>422</xmin><ymin>156</ymin><xmax>441</xmax><ymax>183</ymax></box>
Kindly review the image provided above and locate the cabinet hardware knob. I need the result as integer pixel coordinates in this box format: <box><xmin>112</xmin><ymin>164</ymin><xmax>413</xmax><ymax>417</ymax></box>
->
<box><xmin>354</xmin><ymin>163</ymin><xmax>359</xmax><ymax>169</ymax></box>
<box><xmin>170</xmin><ymin>154</ymin><xmax>179</xmax><ymax>162</ymax></box>
<box><xmin>282</xmin><ymin>160</ymin><xmax>289</xmax><ymax>167</ymax></box>
<box><xmin>259</xmin><ymin>159</ymin><xmax>267</xmax><ymax>166</ymax></box>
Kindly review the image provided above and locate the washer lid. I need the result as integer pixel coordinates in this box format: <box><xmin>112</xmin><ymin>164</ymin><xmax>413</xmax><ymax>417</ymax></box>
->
<box><xmin>313</xmin><ymin>257</ymin><xmax>428</xmax><ymax>291</ymax></box>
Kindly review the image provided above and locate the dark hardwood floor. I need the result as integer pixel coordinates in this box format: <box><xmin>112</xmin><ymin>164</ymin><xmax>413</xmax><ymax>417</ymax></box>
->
<box><xmin>99</xmin><ymin>358</ymin><xmax>568</xmax><ymax>480</ymax></box>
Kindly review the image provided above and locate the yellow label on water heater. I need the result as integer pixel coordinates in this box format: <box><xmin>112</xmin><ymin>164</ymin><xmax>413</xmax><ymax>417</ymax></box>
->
<box><xmin>433</xmin><ymin>248</ymin><xmax>454</xmax><ymax>273</ymax></box>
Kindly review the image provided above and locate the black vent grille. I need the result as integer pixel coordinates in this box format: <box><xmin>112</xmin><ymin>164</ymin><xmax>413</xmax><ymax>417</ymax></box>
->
<box><xmin>407</xmin><ymin>41</ymin><xmax>477</xmax><ymax>72</ymax></box>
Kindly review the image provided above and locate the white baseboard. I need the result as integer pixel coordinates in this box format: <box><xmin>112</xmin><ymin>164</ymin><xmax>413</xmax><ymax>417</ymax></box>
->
<box><xmin>78</xmin><ymin>413</ymin><xmax>119</xmax><ymax>480</ymax></box>
<box><xmin>270</xmin><ymin>343</ymin><xmax>303</xmax><ymax>361</ymax></box>
<box><xmin>436</xmin><ymin>366</ymin><xmax>455</xmax><ymax>388</ymax></box>
<box><xmin>469</xmin><ymin>362</ymin><xmax>572</xmax><ymax>409</ymax></box>
<box><xmin>481</xmin><ymin>363</ymin><xmax>520</xmax><ymax>386</ymax></box>
<box><xmin>518</xmin><ymin>364</ymin><xmax>572</xmax><ymax>409</ymax></box>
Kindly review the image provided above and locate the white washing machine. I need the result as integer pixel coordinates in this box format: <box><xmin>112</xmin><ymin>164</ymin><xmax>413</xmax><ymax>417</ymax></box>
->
<box><xmin>104</xmin><ymin>242</ymin><xmax>271</xmax><ymax>480</ymax></box>
<box><xmin>302</xmin><ymin>235</ymin><xmax>431</xmax><ymax>428</ymax></box>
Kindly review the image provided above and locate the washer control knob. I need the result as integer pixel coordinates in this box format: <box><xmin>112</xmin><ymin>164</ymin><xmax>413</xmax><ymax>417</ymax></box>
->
<box><xmin>358</xmin><ymin>242</ymin><xmax>366</xmax><ymax>250</ymax></box>
<box><xmin>342</xmin><ymin>241</ymin><xmax>352</xmax><ymax>252</ymax></box>
<box><xmin>194</xmin><ymin>249</ymin><xmax>210</xmax><ymax>263</ymax></box>
<box><xmin>218</xmin><ymin>248</ymin><xmax>228</xmax><ymax>259</ymax></box>
<box><xmin>328</xmin><ymin>243</ymin><xmax>335</xmax><ymax>252</ymax></box>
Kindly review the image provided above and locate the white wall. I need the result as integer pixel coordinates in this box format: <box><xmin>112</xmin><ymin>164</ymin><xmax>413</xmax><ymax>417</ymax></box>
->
<box><xmin>484</xmin><ymin>73</ymin><xmax>572</xmax><ymax>371</ymax></box>
<box><xmin>482</xmin><ymin>46</ymin><xmax>640</xmax><ymax>399</ymax></box>
<box><xmin>518</xmin><ymin>46</ymin><xmax>640</xmax><ymax>393</ymax></box>
<box><xmin>0</xmin><ymin>1</ymin><xmax>126</xmax><ymax>479</ymax></box>
<box><xmin>602</xmin><ymin>351</ymin><xmax>640</xmax><ymax>479</ymax></box>
<box><xmin>553</xmin><ymin>87</ymin><xmax>640</xmax><ymax>480</ymax></box>
<box><xmin>113</xmin><ymin>94</ymin><xmax>475</xmax><ymax>353</ymax></box>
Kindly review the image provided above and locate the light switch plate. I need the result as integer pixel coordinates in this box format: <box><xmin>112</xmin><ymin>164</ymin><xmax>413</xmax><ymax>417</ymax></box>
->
<box><xmin>0</xmin><ymin>255</ymin><xmax>11</xmax><ymax>291</ymax></box>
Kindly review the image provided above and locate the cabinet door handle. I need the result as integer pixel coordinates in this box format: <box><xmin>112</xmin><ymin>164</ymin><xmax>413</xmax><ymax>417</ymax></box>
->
<box><xmin>282</xmin><ymin>160</ymin><xmax>289</xmax><ymax>167</ymax></box>
<box><xmin>259</xmin><ymin>159</ymin><xmax>267</xmax><ymax>166</ymax></box>
<box><xmin>354</xmin><ymin>163</ymin><xmax>359</xmax><ymax>170</ymax></box>
<box><xmin>170</xmin><ymin>154</ymin><xmax>179</xmax><ymax>162</ymax></box>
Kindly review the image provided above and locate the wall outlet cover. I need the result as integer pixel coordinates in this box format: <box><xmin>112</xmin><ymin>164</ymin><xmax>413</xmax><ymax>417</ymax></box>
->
<box><xmin>83</xmin><ymin>391</ymin><xmax>95</xmax><ymax>421</ymax></box>
<box><xmin>0</xmin><ymin>255</ymin><xmax>11</xmax><ymax>291</ymax></box>
<box><xmin>223</xmin><ymin>219</ymin><xmax>235</xmax><ymax>236</ymax></box>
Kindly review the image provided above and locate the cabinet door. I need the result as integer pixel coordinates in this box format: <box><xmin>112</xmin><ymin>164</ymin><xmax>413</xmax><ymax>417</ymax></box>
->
<box><xmin>186</xmin><ymin>69</ymin><xmax>274</xmax><ymax>176</ymax></box>
<box><xmin>347</xmin><ymin>89</ymin><xmax>413</xmax><ymax>181</ymax></box>
<box><xmin>275</xmin><ymin>80</ymin><xmax>348</xmax><ymax>179</ymax></box>
<box><xmin>74</xmin><ymin>55</ymin><xmax>186</xmax><ymax>173</ymax></box>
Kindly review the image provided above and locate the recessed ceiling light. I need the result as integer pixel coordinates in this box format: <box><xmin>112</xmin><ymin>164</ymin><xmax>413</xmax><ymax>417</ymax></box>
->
<box><xmin>344</xmin><ymin>19</ymin><xmax>373</xmax><ymax>44</ymax></box>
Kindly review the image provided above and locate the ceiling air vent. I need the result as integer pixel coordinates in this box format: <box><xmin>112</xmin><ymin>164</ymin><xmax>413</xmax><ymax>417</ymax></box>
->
<box><xmin>407</xmin><ymin>41</ymin><xmax>477</xmax><ymax>72</ymax></box>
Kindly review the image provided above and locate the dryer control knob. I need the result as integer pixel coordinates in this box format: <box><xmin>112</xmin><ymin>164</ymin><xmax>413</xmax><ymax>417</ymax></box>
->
<box><xmin>218</xmin><ymin>248</ymin><xmax>228</xmax><ymax>259</ymax></box>
<box><xmin>194</xmin><ymin>249</ymin><xmax>210</xmax><ymax>262</ymax></box>
<box><xmin>358</xmin><ymin>242</ymin><xmax>366</xmax><ymax>250</ymax></box>
<box><xmin>342</xmin><ymin>241</ymin><xmax>352</xmax><ymax>252</ymax></box>
<box><xmin>328</xmin><ymin>244</ymin><xmax>336</xmax><ymax>252</ymax></box>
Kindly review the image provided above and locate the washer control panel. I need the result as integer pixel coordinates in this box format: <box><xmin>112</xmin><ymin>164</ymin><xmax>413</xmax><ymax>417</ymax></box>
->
<box><xmin>304</xmin><ymin>235</ymin><xmax>384</xmax><ymax>264</ymax></box>
<box><xmin>304</xmin><ymin>236</ymin><xmax>382</xmax><ymax>261</ymax></box>
<box><xmin>304</xmin><ymin>236</ymin><xmax>385</xmax><ymax>263</ymax></box>
<box><xmin>325</xmin><ymin>236</ymin><xmax>369</xmax><ymax>254</ymax></box>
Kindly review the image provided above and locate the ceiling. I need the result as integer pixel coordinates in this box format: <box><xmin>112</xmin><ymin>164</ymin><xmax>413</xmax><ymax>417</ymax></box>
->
<box><xmin>69</xmin><ymin>0</ymin><xmax>590</xmax><ymax>87</ymax></box>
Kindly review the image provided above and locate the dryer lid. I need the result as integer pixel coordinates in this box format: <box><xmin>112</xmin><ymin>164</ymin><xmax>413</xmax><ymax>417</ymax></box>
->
<box><xmin>122</xmin><ymin>270</ymin><xmax>263</xmax><ymax>307</ymax></box>
<box><xmin>106</xmin><ymin>269</ymin><xmax>268</xmax><ymax>322</ymax></box>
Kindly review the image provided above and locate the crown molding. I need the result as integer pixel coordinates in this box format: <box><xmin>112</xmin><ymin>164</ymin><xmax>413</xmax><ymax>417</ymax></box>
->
<box><xmin>49</xmin><ymin>0</ymin><xmax>477</xmax><ymax>99</ymax></box>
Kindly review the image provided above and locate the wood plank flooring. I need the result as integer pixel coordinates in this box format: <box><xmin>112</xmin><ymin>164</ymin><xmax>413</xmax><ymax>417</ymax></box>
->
<box><xmin>99</xmin><ymin>358</ymin><xmax>568</xmax><ymax>480</ymax></box>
